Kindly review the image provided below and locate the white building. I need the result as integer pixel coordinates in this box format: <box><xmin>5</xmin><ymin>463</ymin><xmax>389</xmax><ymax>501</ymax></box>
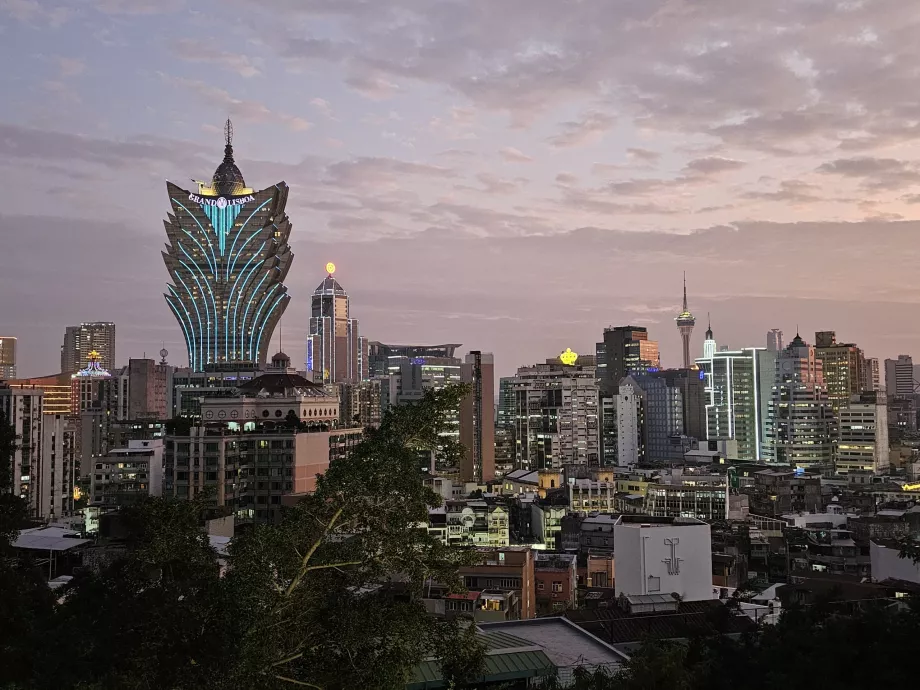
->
<box><xmin>870</xmin><ymin>540</ymin><xmax>920</xmax><ymax>585</ymax></box>
<box><xmin>89</xmin><ymin>439</ymin><xmax>164</xmax><ymax>508</ymax></box>
<box><xmin>615</xmin><ymin>378</ymin><xmax>644</xmax><ymax>467</ymax></box>
<box><xmin>836</xmin><ymin>392</ymin><xmax>889</xmax><ymax>474</ymax></box>
<box><xmin>613</xmin><ymin>515</ymin><xmax>714</xmax><ymax>602</ymax></box>
<box><xmin>884</xmin><ymin>355</ymin><xmax>914</xmax><ymax>396</ymax></box>
<box><xmin>41</xmin><ymin>414</ymin><xmax>77</xmax><ymax>520</ymax></box>
<box><xmin>0</xmin><ymin>383</ymin><xmax>44</xmax><ymax>517</ymax></box>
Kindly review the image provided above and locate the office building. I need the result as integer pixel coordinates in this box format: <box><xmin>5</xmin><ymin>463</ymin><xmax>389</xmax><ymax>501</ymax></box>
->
<box><xmin>885</xmin><ymin>355</ymin><xmax>914</xmax><ymax>396</ymax></box>
<box><xmin>367</xmin><ymin>342</ymin><xmax>462</xmax><ymax>379</ymax></box>
<box><xmin>163</xmin><ymin>121</ymin><xmax>293</xmax><ymax>371</ymax></box>
<box><xmin>766</xmin><ymin>334</ymin><xmax>834</xmax><ymax>468</ymax></box>
<box><xmin>766</xmin><ymin>329</ymin><xmax>784</xmax><ymax>353</ymax></box>
<box><xmin>674</xmin><ymin>274</ymin><xmax>696</xmax><ymax>369</ymax></box>
<box><xmin>613</xmin><ymin>516</ymin><xmax>713</xmax><ymax>602</ymax></box>
<box><xmin>460</xmin><ymin>351</ymin><xmax>495</xmax><ymax>483</ymax></box>
<box><xmin>695</xmin><ymin>324</ymin><xmax>771</xmax><ymax>461</ymax></box>
<box><xmin>0</xmin><ymin>383</ymin><xmax>44</xmax><ymax>517</ymax></box>
<box><xmin>502</xmin><ymin>357</ymin><xmax>599</xmax><ymax>471</ymax></box>
<box><xmin>814</xmin><ymin>331</ymin><xmax>867</xmax><ymax>412</ymax></box>
<box><xmin>836</xmin><ymin>392</ymin><xmax>889</xmax><ymax>475</ymax></box>
<box><xmin>644</xmin><ymin>483</ymin><xmax>729</xmax><ymax>521</ymax></box>
<box><xmin>596</xmin><ymin>326</ymin><xmax>660</xmax><ymax>396</ymax></box>
<box><xmin>61</xmin><ymin>322</ymin><xmax>115</xmax><ymax>374</ymax></box>
<box><xmin>306</xmin><ymin>264</ymin><xmax>363</xmax><ymax>383</ymax></box>
<box><xmin>0</xmin><ymin>337</ymin><xmax>16</xmax><ymax>379</ymax></box>
<box><xmin>7</xmin><ymin>373</ymin><xmax>72</xmax><ymax>415</ymax></box>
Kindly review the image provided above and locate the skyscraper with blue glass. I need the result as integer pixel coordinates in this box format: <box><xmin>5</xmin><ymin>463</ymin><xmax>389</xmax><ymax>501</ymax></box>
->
<box><xmin>162</xmin><ymin>121</ymin><xmax>293</xmax><ymax>371</ymax></box>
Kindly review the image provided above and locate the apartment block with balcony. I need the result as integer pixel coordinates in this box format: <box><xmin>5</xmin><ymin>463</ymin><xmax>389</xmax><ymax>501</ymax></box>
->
<box><xmin>427</xmin><ymin>499</ymin><xmax>510</xmax><ymax>547</ymax></box>
<box><xmin>535</xmin><ymin>553</ymin><xmax>578</xmax><ymax>615</ymax></box>
<box><xmin>89</xmin><ymin>439</ymin><xmax>164</xmax><ymax>510</ymax></box>
<box><xmin>460</xmin><ymin>547</ymin><xmax>536</xmax><ymax>620</ymax></box>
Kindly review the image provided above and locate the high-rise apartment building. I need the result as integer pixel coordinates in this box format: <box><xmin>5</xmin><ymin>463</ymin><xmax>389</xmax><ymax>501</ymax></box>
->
<box><xmin>71</xmin><ymin>352</ymin><xmax>119</xmax><ymax>484</ymax></box>
<box><xmin>0</xmin><ymin>337</ymin><xmax>16</xmax><ymax>379</ymax></box>
<box><xmin>42</xmin><ymin>413</ymin><xmax>76</xmax><ymax>519</ymax></box>
<box><xmin>163</xmin><ymin>122</ymin><xmax>293</xmax><ymax>371</ymax></box>
<box><xmin>124</xmin><ymin>358</ymin><xmax>172</xmax><ymax>420</ymax></box>
<box><xmin>814</xmin><ymin>331</ymin><xmax>867</xmax><ymax>413</ymax></box>
<box><xmin>459</xmin><ymin>351</ymin><xmax>495</xmax><ymax>483</ymax></box>
<box><xmin>337</xmin><ymin>380</ymin><xmax>383</xmax><ymax>429</ymax></box>
<box><xmin>306</xmin><ymin>264</ymin><xmax>363</xmax><ymax>384</ymax></box>
<box><xmin>884</xmin><ymin>355</ymin><xmax>915</xmax><ymax>396</ymax></box>
<box><xmin>836</xmin><ymin>392</ymin><xmax>889</xmax><ymax>475</ymax></box>
<box><xmin>766</xmin><ymin>329</ymin><xmax>784</xmax><ymax>353</ymax></box>
<box><xmin>674</xmin><ymin>274</ymin><xmax>696</xmax><ymax>369</ymax></box>
<box><xmin>615</xmin><ymin>377</ymin><xmax>645</xmax><ymax>466</ymax></box>
<box><xmin>766</xmin><ymin>334</ymin><xmax>834</xmax><ymax>469</ymax></box>
<box><xmin>0</xmin><ymin>382</ymin><xmax>44</xmax><ymax>517</ymax></box>
<box><xmin>502</xmin><ymin>357</ymin><xmax>599</xmax><ymax>471</ymax></box>
<box><xmin>866</xmin><ymin>358</ymin><xmax>880</xmax><ymax>391</ymax></box>
<box><xmin>61</xmin><ymin>323</ymin><xmax>115</xmax><ymax>374</ymax></box>
<box><xmin>695</xmin><ymin>325</ymin><xmax>772</xmax><ymax>461</ymax></box>
<box><xmin>629</xmin><ymin>375</ymin><xmax>686</xmax><ymax>464</ymax></box>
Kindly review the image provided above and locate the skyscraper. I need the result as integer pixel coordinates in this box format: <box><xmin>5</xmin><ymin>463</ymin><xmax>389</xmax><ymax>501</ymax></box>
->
<box><xmin>836</xmin><ymin>391</ymin><xmax>889</xmax><ymax>475</ymax></box>
<box><xmin>674</xmin><ymin>273</ymin><xmax>696</xmax><ymax>369</ymax></box>
<box><xmin>61</xmin><ymin>323</ymin><xmax>115</xmax><ymax>373</ymax></box>
<box><xmin>459</xmin><ymin>351</ymin><xmax>495</xmax><ymax>483</ymax></box>
<box><xmin>596</xmin><ymin>326</ymin><xmax>660</xmax><ymax>395</ymax></box>
<box><xmin>765</xmin><ymin>334</ymin><xmax>834</xmax><ymax>469</ymax></box>
<box><xmin>695</xmin><ymin>323</ymin><xmax>772</xmax><ymax>461</ymax></box>
<box><xmin>0</xmin><ymin>337</ymin><xmax>15</xmax><ymax>379</ymax></box>
<box><xmin>766</xmin><ymin>329</ymin><xmax>784</xmax><ymax>353</ymax></box>
<box><xmin>162</xmin><ymin>121</ymin><xmax>293</xmax><ymax>371</ymax></box>
<box><xmin>306</xmin><ymin>263</ymin><xmax>363</xmax><ymax>383</ymax></box>
<box><xmin>814</xmin><ymin>331</ymin><xmax>867</xmax><ymax>413</ymax></box>
<box><xmin>367</xmin><ymin>342</ymin><xmax>462</xmax><ymax>379</ymax></box>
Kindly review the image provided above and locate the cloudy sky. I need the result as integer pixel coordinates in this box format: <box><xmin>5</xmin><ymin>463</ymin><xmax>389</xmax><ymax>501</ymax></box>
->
<box><xmin>3</xmin><ymin>0</ymin><xmax>920</xmax><ymax>380</ymax></box>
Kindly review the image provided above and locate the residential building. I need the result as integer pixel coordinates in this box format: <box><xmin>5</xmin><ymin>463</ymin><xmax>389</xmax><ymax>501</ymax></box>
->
<box><xmin>885</xmin><ymin>355</ymin><xmax>914</xmax><ymax>396</ymax></box>
<box><xmin>530</xmin><ymin>500</ymin><xmax>566</xmax><ymax>550</ymax></box>
<box><xmin>765</xmin><ymin>334</ymin><xmax>834</xmax><ymax>468</ymax></box>
<box><xmin>650</xmin><ymin>368</ymin><xmax>707</xmax><ymax>445</ymax></box>
<box><xmin>568</xmin><ymin>478</ymin><xmax>617</xmax><ymax>513</ymax></box>
<box><xmin>674</xmin><ymin>275</ymin><xmax>696</xmax><ymax>369</ymax></box>
<box><xmin>0</xmin><ymin>383</ymin><xmax>43</xmax><ymax>517</ymax></box>
<box><xmin>71</xmin><ymin>352</ymin><xmax>119</xmax><ymax>478</ymax></box>
<box><xmin>535</xmin><ymin>553</ymin><xmax>578</xmax><ymax>615</ymax></box>
<box><xmin>337</xmin><ymin>379</ymin><xmax>382</xmax><ymax>428</ymax></box>
<box><xmin>836</xmin><ymin>392</ymin><xmax>889</xmax><ymax>474</ymax></box>
<box><xmin>459</xmin><ymin>547</ymin><xmax>537</xmax><ymax>620</ymax></box>
<box><xmin>460</xmin><ymin>351</ymin><xmax>495</xmax><ymax>482</ymax></box>
<box><xmin>615</xmin><ymin>377</ymin><xmax>645</xmax><ymax>466</ymax></box>
<box><xmin>746</xmin><ymin>469</ymin><xmax>826</xmax><ymax>517</ymax></box>
<box><xmin>306</xmin><ymin>264</ymin><xmax>364</xmax><ymax>383</ymax></box>
<box><xmin>124</xmin><ymin>358</ymin><xmax>172</xmax><ymax>420</ymax></box>
<box><xmin>366</xmin><ymin>342</ymin><xmax>462</xmax><ymax>379</ymax></box>
<box><xmin>866</xmin><ymin>358</ymin><xmax>880</xmax><ymax>391</ymax></box>
<box><xmin>41</xmin><ymin>414</ymin><xmax>76</xmax><ymax>520</ymax></box>
<box><xmin>0</xmin><ymin>336</ymin><xmax>16</xmax><ymax>379</ymax></box>
<box><xmin>596</xmin><ymin>326</ymin><xmax>660</xmax><ymax>396</ymax></box>
<box><xmin>7</xmin><ymin>373</ymin><xmax>72</xmax><ymax>415</ymax></box>
<box><xmin>428</xmin><ymin>499</ymin><xmax>509</xmax><ymax>547</ymax></box>
<box><xmin>814</xmin><ymin>331</ymin><xmax>867</xmax><ymax>412</ymax></box>
<box><xmin>631</xmin><ymin>374</ymin><xmax>685</xmax><ymax>463</ymax></box>
<box><xmin>61</xmin><ymin>322</ymin><xmax>116</xmax><ymax>374</ymax></box>
<box><xmin>613</xmin><ymin>515</ymin><xmax>714</xmax><ymax>602</ymax></box>
<box><xmin>163</xmin><ymin>122</ymin><xmax>292</xmax><ymax>371</ymax></box>
<box><xmin>695</xmin><ymin>323</ymin><xmax>771</xmax><ymax>461</ymax></box>
<box><xmin>502</xmin><ymin>358</ymin><xmax>599</xmax><ymax>470</ymax></box>
<box><xmin>89</xmin><ymin>439</ymin><xmax>164</xmax><ymax>509</ymax></box>
<box><xmin>170</xmin><ymin>366</ymin><xmax>262</xmax><ymax>418</ymax></box>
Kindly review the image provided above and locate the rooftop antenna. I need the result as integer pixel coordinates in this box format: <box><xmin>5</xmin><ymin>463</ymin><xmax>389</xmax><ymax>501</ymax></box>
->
<box><xmin>682</xmin><ymin>271</ymin><xmax>688</xmax><ymax>312</ymax></box>
<box><xmin>224</xmin><ymin>118</ymin><xmax>233</xmax><ymax>147</ymax></box>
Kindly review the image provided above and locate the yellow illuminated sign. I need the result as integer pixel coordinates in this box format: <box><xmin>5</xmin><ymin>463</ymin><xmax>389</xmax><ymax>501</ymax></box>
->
<box><xmin>559</xmin><ymin>348</ymin><xmax>578</xmax><ymax>366</ymax></box>
<box><xmin>325</xmin><ymin>262</ymin><xmax>336</xmax><ymax>275</ymax></box>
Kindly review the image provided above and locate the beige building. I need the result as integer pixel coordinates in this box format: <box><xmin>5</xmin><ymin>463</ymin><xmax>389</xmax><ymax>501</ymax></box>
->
<box><xmin>460</xmin><ymin>351</ymin><xmax>495</xmax><ymax>483</ymax></box>
<box><xmin>61</xmin><ymin>322</ymin><xmax>115</xmax><ymax>374</ymax></box>
<box><xmin>0</xmin><ymin>336</ymin><xmax>16</xmax><ymax>379</ymax></box>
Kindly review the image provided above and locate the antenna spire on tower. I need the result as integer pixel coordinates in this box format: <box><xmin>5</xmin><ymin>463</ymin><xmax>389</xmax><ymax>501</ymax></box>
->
<box><xmin>224</xmin><ymin>118</ymin><xmax>233</xmax><ymax>147</ymax></box>
<box><xmin>683</xmin><ymin>271</ymin><xmax>688</xmax><ymax>312</ymax></box>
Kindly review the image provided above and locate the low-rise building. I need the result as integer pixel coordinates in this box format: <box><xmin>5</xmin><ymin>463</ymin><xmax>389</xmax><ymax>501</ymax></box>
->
<box><xmin>643</xmin><ymin>483</ymin><xmax>728</xmax><ymax>521</ymax></box>
<box><xmin>460</xmin><ymin>546</ymin><xmax>537</xmax><ymax>620</ymax></box>
<box><xmin>89</xmin><ymin>439</ymin><xmax>164</xmax><ymax>509</ymax></box>
<box><xmin>535</xmin><ymin>553</ymin><xmax>578</xmax><ymax>615</ymax></box>
<box><xmin>569</xmin><ymin>479</ymin><xmax>616</xmax><ymax>513</ymax></box>
<box><xmin>428</xmin><ymin>499</ymin><xmax>510</xmax><ymax>547</ymax></box>
<box><xmin>613</xmin><ymin>515</ymin><xmax>714</xmax><ymax>602</ymax></box>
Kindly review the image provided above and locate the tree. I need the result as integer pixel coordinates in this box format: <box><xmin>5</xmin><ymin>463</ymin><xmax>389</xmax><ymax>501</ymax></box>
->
<box><xmin>16</xmin><ymin>385</ymin><xmax>484</xmax><ymax>690</ymax></box>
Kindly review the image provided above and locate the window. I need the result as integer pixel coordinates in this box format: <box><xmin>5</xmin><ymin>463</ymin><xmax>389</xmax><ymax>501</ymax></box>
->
<box><xmin>537</xmin><ymin>581</ymin><xmax>545</xmax><ymax>591</ymax></box>
<box><xmin>552</xmin><ymin>582</ymin><xmax>563</xmax><ymax>593</ymax></box>
<box><xmin>647</xmin><ymin>576</ymin><xmax>661</xmax><ymax>592</ymax></box>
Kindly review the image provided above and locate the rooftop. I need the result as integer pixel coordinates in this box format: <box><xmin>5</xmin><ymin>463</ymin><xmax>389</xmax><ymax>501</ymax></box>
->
<box><xmin>15</xmin><ymin>526</ymin><xmax>91</xmax><ymax>552</ymax></box>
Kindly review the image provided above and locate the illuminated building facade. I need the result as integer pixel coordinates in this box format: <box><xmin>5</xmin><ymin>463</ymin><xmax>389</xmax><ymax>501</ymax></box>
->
<box><xmin>306</xmin><ymin>264</ymin><xmax>364</xmax><ymax>384</ymax></box>
<box><xmin>814</xmin><ymin>331</ymin><xmax>867</xmax><ymax>413</ymax></box>
<box><xmin>163</xmin><ymin>121</ymin><xmax>293</xmax><ymax>371</ymax></box>
<box><xmin>695</xmin><ymin>325</ymin><xmax>771</xmax><ymax>461</ymax></box>
<box><xmin>836</xmin><ymin>391</ymin><xmax>889</xmax><ymax>474</ymax></box>
<box><xmin>765</xmin><ymin>334</ymin><xmax>834</xmax><ymax>469</ymax></box>
<box><xmin>367</xmin><ymin>342</ymin><xmax>462</xmax><ymax>379</ymax></box>
<box><xmin>0</xmin><ymin>383</ymin><xmax>43</xmax><ymax>517</ymax></box>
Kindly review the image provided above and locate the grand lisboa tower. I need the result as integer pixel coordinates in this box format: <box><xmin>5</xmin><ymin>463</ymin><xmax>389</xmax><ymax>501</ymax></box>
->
<box><xmin>162</xmin><ymin>121</ymin><xmax>293</xmax><ymax>371</ymax></box>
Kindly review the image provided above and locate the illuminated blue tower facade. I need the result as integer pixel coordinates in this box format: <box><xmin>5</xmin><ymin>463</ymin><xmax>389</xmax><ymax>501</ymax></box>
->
<box><xmin>162</xmin><ymin>121</ymin><xmax>293</xmax><ymax>371</ymax></box>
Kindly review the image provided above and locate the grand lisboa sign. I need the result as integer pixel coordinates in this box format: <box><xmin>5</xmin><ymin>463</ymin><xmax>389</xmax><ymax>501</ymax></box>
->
<box><xmin>188</xmin><ymin>193</ymin><xmax>256</xmax><ymax>208</ymax></box>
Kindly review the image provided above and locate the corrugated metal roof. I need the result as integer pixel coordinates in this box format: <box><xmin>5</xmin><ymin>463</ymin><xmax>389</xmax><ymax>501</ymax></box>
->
<box><xmin>407</xmin><ymin>650</ymin><xmax>554</xmax><ymax>690</ymax></box>
<box><xmin>14</xmin><ymin>527</ymin><xmax>90</xmax><ymax>552</ymax></box>
<box><xmin>480</xmin><ymin>630</ymin><xmax>536</xmax><ymax>650</ymax></box>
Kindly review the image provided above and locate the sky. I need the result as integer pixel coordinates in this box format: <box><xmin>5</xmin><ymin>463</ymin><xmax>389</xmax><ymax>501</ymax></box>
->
<box><xmin>3</xmin><ymin>0</ymin><xmax>920</xmax><ymax>381</ymax></box>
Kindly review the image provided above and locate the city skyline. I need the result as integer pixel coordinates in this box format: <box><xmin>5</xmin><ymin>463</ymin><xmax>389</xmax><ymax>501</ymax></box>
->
<box><xmin>5</xmin><ymin>2</ymin><xmax>920</xmax><ymax>380</ymax></box>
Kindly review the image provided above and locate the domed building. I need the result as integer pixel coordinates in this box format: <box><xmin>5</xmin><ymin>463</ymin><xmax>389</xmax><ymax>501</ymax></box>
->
<box><xmin>306</xmin><ymin>263</ymin><xmax>366</xmax><ymax>384</ymax></box>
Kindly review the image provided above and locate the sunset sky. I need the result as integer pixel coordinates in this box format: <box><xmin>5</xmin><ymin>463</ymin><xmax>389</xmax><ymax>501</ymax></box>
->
<box><xmin>3</xmin><ymin>0</ymin><xmax>920</xmax><ymax>379</ymax></box>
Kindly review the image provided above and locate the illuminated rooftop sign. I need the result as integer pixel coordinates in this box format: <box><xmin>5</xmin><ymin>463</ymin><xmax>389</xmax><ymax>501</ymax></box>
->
<box><xmin>559</xmin><ymin>348</ymin><xmax>578</xmax><ymax>366</ymax></box>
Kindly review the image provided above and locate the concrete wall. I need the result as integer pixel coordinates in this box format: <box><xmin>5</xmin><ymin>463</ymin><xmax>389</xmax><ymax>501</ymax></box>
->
<box><xmin>870</xmin><ymin>541</ymin><xmax>920</xmax><ymax>584</ymax></box>
<box><xmin>613</xmin><ymin>520</ymin><xmax>713</xmax><ymax>601</ymax></box>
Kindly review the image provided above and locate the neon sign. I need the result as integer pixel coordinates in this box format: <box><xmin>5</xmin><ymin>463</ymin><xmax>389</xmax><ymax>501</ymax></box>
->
<box><xmin>559</xmin><ymin>348</ymin><xmax>578</xmax><ymax>366</ymax></box>
<box><xmin>188</xmin><ymin>193</ymin><xmax>255</xmax><ymax>208</ymax></box>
